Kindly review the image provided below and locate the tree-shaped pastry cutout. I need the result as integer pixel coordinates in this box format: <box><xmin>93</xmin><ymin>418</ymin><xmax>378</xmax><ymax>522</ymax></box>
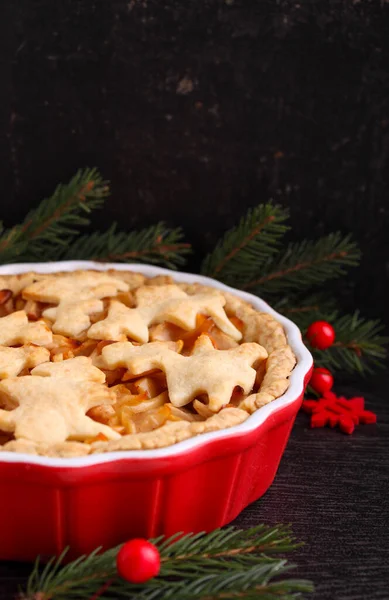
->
<box><xmin>88</xmin><ymin>284</ymin><xmax>242</xmax><ymax>344</ymax></box>
<box><xmin>0</xmin><ymin>358</ymin><xmax>119</xmax><ymax>444</ymax></box>
<box><xmin>0</xmin><ymin>346</ymin><xmax>50</xmax><ymax>379</ymax></box>
<box><xmin>102</xmin><ymin>334</ymin><xmax>267</xmax><ymax>411</ymax></box>
<box><xmin>0</xmin><ymin>311</ymin><xmax>52</xmax><ymax>346</ymax></box>
<box><xmin>22</xmin><ymin>271</ymin><xmax>129</xmax><ymax>337</ymax></box>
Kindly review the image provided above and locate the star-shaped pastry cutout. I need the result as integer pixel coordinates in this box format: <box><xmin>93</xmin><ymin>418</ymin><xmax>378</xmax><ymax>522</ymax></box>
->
<box><xmin>0</xmin><ymin>376</ymin><xmax>119</xmax><ymax>444</ymax></box>
<box><xmin>0</xmin><ymin>311</ymin><xmax>52</xmax><ymax>346</ymax></box>
<box><xmin>31</xmin><ymin>356</ymin><xmax>106</xmax><ymax>383</ymax></box>
<box><xmin>88</xmin><ymin>284</ymin><xmax>242</xmax><ymax>344</ymax></box>
<box><xmin>102</xmin><ymin>334</ymin><xmax>267</xmax><ymax>411</ymax></box>
<box><xmin>0</xmin><ymin>345</ymin><xmax>50</xmax><ymax>379</ymax></box>
<box><xmin>22</xmin><ymin>271</ymin><xmax>129</xmax><ymax>337</ymax></box>
<box><xmin>88</xmin><ymin>300</ymin><xmax>148</xmax><ymax>343</ymax></box>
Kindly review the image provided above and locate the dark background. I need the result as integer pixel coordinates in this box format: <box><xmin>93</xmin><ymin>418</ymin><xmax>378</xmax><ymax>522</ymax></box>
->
<box><xmin>1</xmin><ymin>0</ymin><xmax>389</xmax><ymax>324</ymax></box>
<box><xmin>0</xmin><ymin>1</ymin><xmax>388</xmax><ymax>599</ymax></box>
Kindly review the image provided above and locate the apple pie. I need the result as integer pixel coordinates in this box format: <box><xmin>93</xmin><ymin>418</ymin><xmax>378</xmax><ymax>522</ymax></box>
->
<box><xmin>0</xmin><ymin>270</ymin><xmax>295</xmax><ymax>457</ymax></box>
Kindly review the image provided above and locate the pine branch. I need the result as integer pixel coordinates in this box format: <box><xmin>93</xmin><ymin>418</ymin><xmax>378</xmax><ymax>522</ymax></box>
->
<box><xmin>242</xmin><ymin>233</ymin><xmax>360</xmax><ymax>295</ymax></box>
<box><xmin>272</xmin><ymin>292</ymin><xmax>338</xmax><ymax>327</ymax></box>
<box><xmin>0</xmin><ymin>168</ymin><xmax>108</xmax><ymax>264</ymax></box>
<box><xmin>135</xmin><ymin>564</ymin><xmax>310</xmax><ymax>600</ymax></box>
<box><xmin>270</xmin><ymin>296</ymin><xmax>387</xmax><ymax>374</ymax></box>
<box><xmin>20</xmin><ymin>526</ymin><xmax>313</xmax><ymax>600</ymax></box>
<box><xmin>309</xmin><ymin>312</ymin><xmax>388</xmax><ymax>374</ymax></box>
<box><xmin>201</xmin><ymin>204</ymin><xmax>289</xmax><ymax>286</ymax></box>
<box><xmin>158</xmin><ymin>524</ymin><xmax>302</xmax><ymax>564</ymax></box>
<box><xmin>58</xmin><ymin>222</ymin><xmax>191</xmax><ymax>269</ymax></box>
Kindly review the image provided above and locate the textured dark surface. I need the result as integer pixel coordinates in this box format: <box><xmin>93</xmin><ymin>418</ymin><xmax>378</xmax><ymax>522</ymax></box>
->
<box><xmin>0</xmin><ymin>374</ymin><xmax>388</xmax><ymax>599</ymax></box>
<box><xmin>0</xmin><ymin>0</ymin><xmax>389</xmax><ymax>323</ymax></box>
<box><xmin>235</xmin><ymin>374</ymin><xmax>389</xmax><ymax>600</ymax></box>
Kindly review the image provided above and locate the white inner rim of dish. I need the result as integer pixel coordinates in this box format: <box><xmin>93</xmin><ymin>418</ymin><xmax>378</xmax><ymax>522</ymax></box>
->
<box><xmin>0</xmin><ymin>261</ymin><xmax>313</xmax><ymax>467</ymax></box>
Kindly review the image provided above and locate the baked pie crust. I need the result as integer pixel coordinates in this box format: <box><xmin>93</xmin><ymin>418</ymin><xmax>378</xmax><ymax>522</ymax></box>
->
<box><xmin>0</xmin><ymin>269</ymin><xmax>296</xmax><ymax>457</ymax></box>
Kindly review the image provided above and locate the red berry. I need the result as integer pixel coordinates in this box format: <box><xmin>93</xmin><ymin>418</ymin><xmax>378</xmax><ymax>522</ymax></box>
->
<box><xmin>309</xmin><ymin>367</ymin><xmax>334</xmax><ymax>395</ymax></box>
<box><xmin>306</xmin><ymin>321</ymin><xmax>335</xmax><ymax>350</ymax></box>
<box><xmin>116</xmin><ymin>539</ymin><xmax>160</xmax><ymax>584</ymax></box>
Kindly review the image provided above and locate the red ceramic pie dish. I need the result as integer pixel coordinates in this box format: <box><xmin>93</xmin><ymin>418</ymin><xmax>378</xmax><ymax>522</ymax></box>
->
<box><xmin>0</xmin><ymin>261</ymin><xmax>313</xmax><ymax>562</ymax></box>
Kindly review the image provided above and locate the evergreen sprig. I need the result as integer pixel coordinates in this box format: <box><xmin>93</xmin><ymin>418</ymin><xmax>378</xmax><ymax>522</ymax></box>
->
<box><xmin>0</xmin><ymin>169</ymin><xmax>190</xmax><ymax>269</ymax></box>
<box><xmin>200</xmin><ymin>205</ymin><xmax>387</xmax><ymax>373</ymax></box>
<box><xmin>0</xmin><ymin>168</ymin><xmax>108</xmax><ymax>264</ymax></box>
<box><xmin>272</xmin><ymin>292</ymin><xmax>338</xmax><ymax>327</ymax></box>
<box><xmin>58</xmin><ymin>222</ymin><xmax>191</xmax><ymax>269</ymax></box>
<box><xmin>21</xmin><ymin>525</ymin><xmax>313</xmax><ymax>600</ymax></box>
<box><xmin>310</xmin><ymin>312</ymin><xmax>388</xmax><ymax>374</ymax></box>
<box><xmin>201</xmin><ymin>204</ymin><xmax>289</xmax><ymax>286</ymax></box>
<box><xmin>276</xmin><ymin>298</ymin><xmax>388</xmax><ymax>373</ymax></box>
<box><xmin>243</xmin><ymin>233</ymin><xmax>361</xmax><ymax>295</ymax></box>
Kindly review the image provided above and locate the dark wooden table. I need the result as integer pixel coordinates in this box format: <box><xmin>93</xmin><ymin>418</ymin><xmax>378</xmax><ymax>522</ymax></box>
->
<box><xmin>1</xmin><ymin>374</ymin><xmax>388</xmax><ymax>599</ymax></box>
